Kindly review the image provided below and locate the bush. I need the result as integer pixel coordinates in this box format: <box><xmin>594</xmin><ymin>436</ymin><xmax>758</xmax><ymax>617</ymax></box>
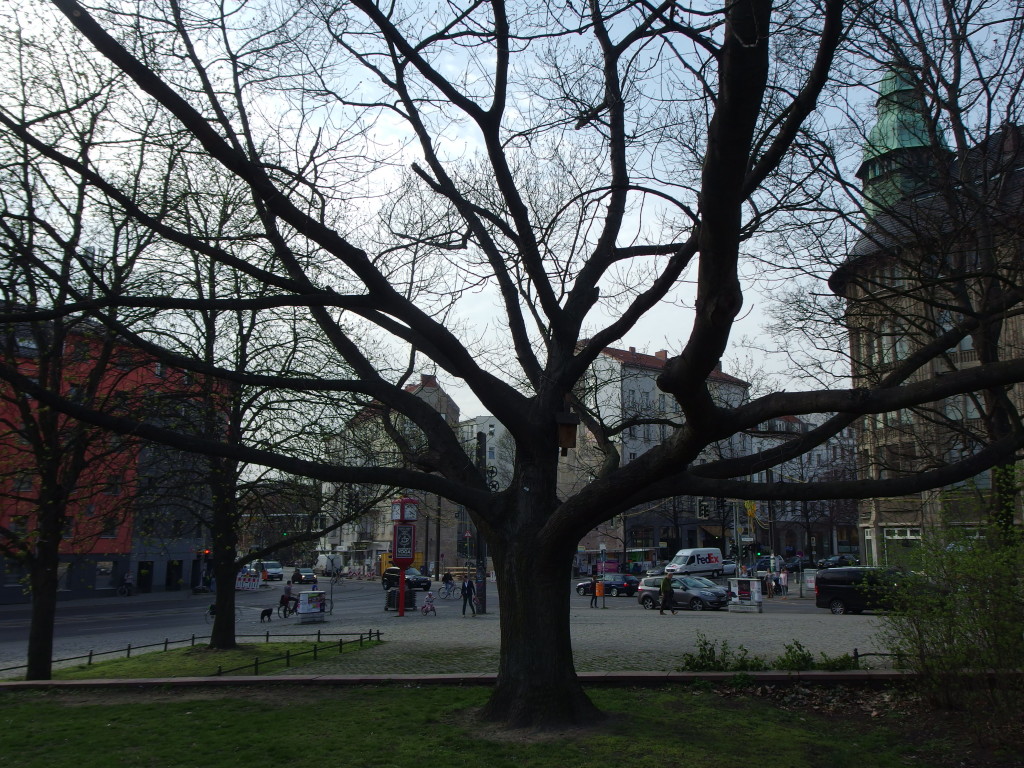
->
<box><xmin>774</xmin><ymin>640</ymin><xmax>815</xmax><ymax>671</ymax></box>
<box><xmin>880</xmin><ymin>526</ymin><xmax>1024</xmax><ymax>744</ymax></box>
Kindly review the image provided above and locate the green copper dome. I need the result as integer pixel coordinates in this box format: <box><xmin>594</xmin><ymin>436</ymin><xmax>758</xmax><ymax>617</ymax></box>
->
<box><xmin>857</xmin><ymin>69</ymin><xmax>949</xmax><ymax>218</ymax></box>
<box><xmin>861</xmin><ymin>70</ymin><xmax>933</xmax><ymax>166</ymax></box>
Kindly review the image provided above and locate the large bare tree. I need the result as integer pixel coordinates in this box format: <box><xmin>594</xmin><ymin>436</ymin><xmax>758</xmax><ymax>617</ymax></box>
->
<box><xmin>4</xmin><ymin>0</ymin><xmax>1024</xmax><ymax>725</ymax></box>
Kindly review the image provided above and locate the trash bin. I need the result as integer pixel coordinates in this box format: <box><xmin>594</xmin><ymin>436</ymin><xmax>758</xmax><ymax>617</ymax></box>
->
<box><xmin>385</xmin><ymin>587</ymin><xmax>417</xmax><ymax>611</ymax></box>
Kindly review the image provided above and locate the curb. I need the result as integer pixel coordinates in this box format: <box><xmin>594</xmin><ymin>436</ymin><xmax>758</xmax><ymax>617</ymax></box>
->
<box><xmin>0</xmin><ymin>669</ymin><xmax>911</xmax><ymax>691</ymax></box>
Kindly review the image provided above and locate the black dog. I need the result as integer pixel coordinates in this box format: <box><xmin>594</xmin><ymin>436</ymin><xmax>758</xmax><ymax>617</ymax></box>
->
<box><xmin>260</xmin><ymin>607</ymin><xmax>273</xmax><ymax>622</ymax></box>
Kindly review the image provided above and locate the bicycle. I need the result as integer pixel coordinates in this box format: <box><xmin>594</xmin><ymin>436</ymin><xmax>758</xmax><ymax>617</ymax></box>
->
<box><xmin>203</xmin><ymin>604</ymin><xmax>243</xmax><ymax>624</ymax></box>
<box><xmin>438</xmin><ymin>582</ymin><xmax>457</xmax><ymax>599</ymax></box>
<box><xmin>420</xmin><ymin>593</ymin><xmax>436</xmax><ymax>615</ymax></box>
<box><xmin>116</xmin><ymin>583</ymin><xmax>133</xmax><ymax>597</ymax></box>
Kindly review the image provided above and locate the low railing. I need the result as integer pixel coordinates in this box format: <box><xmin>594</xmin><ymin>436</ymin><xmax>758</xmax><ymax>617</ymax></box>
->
<box><xmin>0</xmin><ymin>629</ymin><xmax>381</xmax><ymax>679</ymax></box>
<box><xmin>213</xmin><ymin>631</ymin><xmax>381</xmax><ymax>676</ymax></box>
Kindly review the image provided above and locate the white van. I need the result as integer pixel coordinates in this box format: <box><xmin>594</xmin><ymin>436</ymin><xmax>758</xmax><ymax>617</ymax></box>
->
<box><xmin>664</xmin><ymin>548</ymin><xmax>725</xmax><ymax>578</ymax></box>
<box><xmin>315</xmin><ymin>552</ymin><xmax>344</xmax><ymax>576</ymax></box>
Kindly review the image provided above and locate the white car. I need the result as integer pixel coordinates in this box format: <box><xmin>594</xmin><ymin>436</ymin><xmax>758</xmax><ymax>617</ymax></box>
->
<box><xmin>721</xmin><ymin>559</ymin><xmax>737</xmax><ymax>576</ymax></box>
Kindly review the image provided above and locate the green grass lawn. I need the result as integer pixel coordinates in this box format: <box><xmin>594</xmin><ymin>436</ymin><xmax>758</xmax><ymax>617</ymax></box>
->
<box><xmin>0</xmin><ymin>684</ymin><xmax>961</xmax><ymax>768</ymax></box>
<box><xmin>2</xmin><ymin>644</ymin><xmax>1018</xmax><ymax>767</ymax></box>
<box><xmin>47</xmin><ymin>639</ymin><xmax>376</xmax><ymax>680</ymax></box>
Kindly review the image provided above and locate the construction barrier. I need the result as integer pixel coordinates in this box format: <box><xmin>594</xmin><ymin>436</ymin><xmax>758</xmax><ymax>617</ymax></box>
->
<box><xmin>234</xmin><ymin>573</ymin><xmax>261</xmax><ymax>591</ymax></box>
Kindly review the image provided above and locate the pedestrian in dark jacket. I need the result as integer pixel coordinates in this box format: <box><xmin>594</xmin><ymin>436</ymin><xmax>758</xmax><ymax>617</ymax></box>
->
<box><xmin>461</xmin><ymin>577</ymin><xmax>477</xmax><ymax>616</ymax></box>
<box><xmin>659</xmin><ymin>574</ymin><xmax>676</xmax><ymax>615</ymax></box>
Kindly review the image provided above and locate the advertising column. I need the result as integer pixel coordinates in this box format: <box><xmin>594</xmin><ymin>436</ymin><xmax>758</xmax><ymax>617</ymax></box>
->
<box><xmin>391</xmin><ymin>497</ymin><xmax>418</xmax><ymax>617</ymax></box>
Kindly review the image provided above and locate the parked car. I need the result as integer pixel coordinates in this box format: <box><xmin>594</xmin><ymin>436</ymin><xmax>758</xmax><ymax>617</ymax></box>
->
<box><xmin>721</xmin><ymin>559</ymin><xmax>737</xmax><ymax>576</ymax></box>
<box><xmin>816</xmin><ymin>554</ymin><xmax>860</xmax><ymax>569</ymax></box>
<box><xmin>291</xmin><ymin>567</ymin><xmax>318</xmax><ymax>584</ymax></box>
<box><xmin>257</xmin><ymin>560</ymin><xmax>284</xmax><ymax>580</ymax></box>
<box><xmin>814</xmin><ymin>566</ymin><xmax>901</xmax><ymax>614</ymax></box>
<box><xmin>783</xmin><ymin>556</ymin><xmax>814</xmax><ymax>573</ymax></box>
<box><xmin>382</xmin><ymin>566</ymin><xmax>432</xmax><ymax>591</ymax></box>
<box><xmin>635</xmin><ymin>575</ymin><xmax>729</xmax><ymax>611</ymax></box>
<box><xmin>575</xmin><ymin>574</ymin><xmax>640</xmax><ymax>597</ymax></box>
<box><xmin>645</xmin><ymin>562</ymin><xmax>670</xmax><ymax>577</ymax></box>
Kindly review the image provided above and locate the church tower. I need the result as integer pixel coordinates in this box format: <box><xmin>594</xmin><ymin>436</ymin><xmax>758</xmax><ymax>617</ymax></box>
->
<box><xmin>856</xmin><ymin>69</ymin><xmax>947</xmax><ymax>219</ymax></box>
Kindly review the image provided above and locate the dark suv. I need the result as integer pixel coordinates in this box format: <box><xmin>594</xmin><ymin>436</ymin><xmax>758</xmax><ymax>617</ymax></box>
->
<box><xmin>814</xmin><ymin>567</ymin><xmax>901</xmax><ymax>614</ymax></box>
<box><xmin>382</xmin><ymin>566</ymin><xmax>432</xmax><ymax>591</ymax></box>
<box><xmin>816</xmin><ymin>554</ymin><xmax>860</xmax><ymax>569</ymax></box>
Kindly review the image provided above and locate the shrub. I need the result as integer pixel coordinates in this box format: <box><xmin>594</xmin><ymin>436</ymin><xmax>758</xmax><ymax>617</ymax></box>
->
<box><xmin>879</xmin><ymin>526</ymin><xmax>1024</xmax><ymax>744</ymax></box>
<box><xmin>774</xmin><ymin>640</ymin><xmax>815</xmax><ymax>671</ymax></box>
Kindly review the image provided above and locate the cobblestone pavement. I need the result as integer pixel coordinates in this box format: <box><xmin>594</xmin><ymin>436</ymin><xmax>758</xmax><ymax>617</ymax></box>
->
<box><xmin>273</xmin><ymin>596</ymin><xmax>890</xmax><ymax>676</ymax></box>
<box><xmin>0</xmin><ymin>582</ymin><xmax>891</xmax><ymax>678</ymax></box>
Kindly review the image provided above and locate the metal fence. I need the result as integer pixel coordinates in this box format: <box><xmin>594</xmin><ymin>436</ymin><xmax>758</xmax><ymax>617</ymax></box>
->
<box><xmin>0</xmin><ymin>629</ymin><xmax>381</xmax><ymax>679</ymax></box>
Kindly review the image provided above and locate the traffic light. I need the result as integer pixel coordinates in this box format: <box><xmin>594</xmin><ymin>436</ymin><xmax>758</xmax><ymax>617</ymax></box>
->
<box><xmin>202</xmin><ymin>549</ymin><xmax>211</xmax><ymax>561</ymax></box>
<box><xmin>698</xmin><ymin>500</ymin><xmax>709</xmax><ymax>519</ymax></box>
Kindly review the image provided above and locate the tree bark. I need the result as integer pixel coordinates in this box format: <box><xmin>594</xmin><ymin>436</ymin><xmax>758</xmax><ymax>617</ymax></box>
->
<box><xmin>480</xmin><ymin>521</ymin><xmax>602</xmax><ymax>728</ymax></box>
<box><xmin>25</xmin><ymin>524</ymin><xmax>60</xmax><ymax>680</ymax></box>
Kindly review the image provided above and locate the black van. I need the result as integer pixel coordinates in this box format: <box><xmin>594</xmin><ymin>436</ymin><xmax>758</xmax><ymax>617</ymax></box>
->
<box><xmin>814</xmin><ymin>567</ymin><xmax>901</xmax><ymax>615</ymax></box>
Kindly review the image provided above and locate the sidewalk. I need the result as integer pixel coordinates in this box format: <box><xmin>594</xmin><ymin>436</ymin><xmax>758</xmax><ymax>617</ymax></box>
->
<box><xmin>0</xmin><ymin>583</ymin><xmax>889</xmax><ymax>680</ymax></box>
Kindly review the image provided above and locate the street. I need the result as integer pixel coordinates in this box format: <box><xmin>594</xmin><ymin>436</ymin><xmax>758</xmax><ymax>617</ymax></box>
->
<box><xmin>0</xmin><ymin>577</ymin><xmax>886</xmax><ymax>678</ymax></box>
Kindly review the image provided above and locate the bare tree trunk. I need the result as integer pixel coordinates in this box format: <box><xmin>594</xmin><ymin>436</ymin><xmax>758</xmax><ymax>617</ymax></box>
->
<box><xmin>208</xmin><ymin>461</ymin><xmax>240</xmax><ymax>649</ymax></box>
<box><xmin>480</xmin><ymin>519</ymin><xmax>602</xmax><ymax>727</ymax></box>
<box><xmin>25</xmin><ymin>530</ymin><xmax>60</xmax><ymax>680</ymax></box>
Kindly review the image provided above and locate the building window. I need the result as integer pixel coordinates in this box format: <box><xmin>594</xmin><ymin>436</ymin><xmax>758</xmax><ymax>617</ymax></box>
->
<box><xmin>62</xmin><ymin>516</ymin><xmax>74</xmax><ymax>539</ymax></box>
<box><xmin>14</xmin><ymin>333</ymin><xmax>39</xmax><ymax>357</ymax></box>
<box><xmin>12</xmin><ymin>475</ymin><xmax>33</xmax><ymax>494</ymax></box>
<box><xmin>105</xmin><ymin>475</ymin><xmax>123</xmax><ymax>496</ymax></box>
<box><xmin>99</xmin><ymin>518</ymin><xmax>118</xmax><ymax>539</ymax></box>
<box><xmin>9</xmin><ymin>515</ymin><xmax>28</xmax><ymax>536</ymax></box>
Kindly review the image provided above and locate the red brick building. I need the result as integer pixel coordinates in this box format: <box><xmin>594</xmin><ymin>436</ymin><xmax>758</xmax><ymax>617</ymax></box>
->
<box><xmin>0</xmin><ymin>318</ymin><xmax>212</xmax><ymax>603</ymax></box>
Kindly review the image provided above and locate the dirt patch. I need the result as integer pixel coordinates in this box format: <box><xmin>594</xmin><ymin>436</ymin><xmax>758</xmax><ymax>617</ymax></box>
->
<box><xmin>736</xmin><ymin>681</ymin><xmax>1024</xmax><ymax>768</ymax></box>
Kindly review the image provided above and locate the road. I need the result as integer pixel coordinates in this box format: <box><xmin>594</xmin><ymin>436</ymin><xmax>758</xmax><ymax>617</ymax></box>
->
<box><xmin>0</xmin><ymin>577</ymin><xmax>886</xmax><ymax>678</ymax></box>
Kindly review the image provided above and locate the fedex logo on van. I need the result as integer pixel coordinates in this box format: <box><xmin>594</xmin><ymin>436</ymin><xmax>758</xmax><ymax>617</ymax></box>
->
<box><xmin>695</xmin><ymin>553</ymin><xmax>720</xmax><ymax>565</ymax></box>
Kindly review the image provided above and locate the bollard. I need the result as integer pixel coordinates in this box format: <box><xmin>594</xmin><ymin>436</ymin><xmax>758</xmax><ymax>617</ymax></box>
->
<box><xmin>126</xmin><ymin>643</ymin><xmax>132</xmax><ymax>658</ymax></box>
<box><xmin>164</xmin><ymin>639</ymin><xmax>169</xmax><ymax>652</ymax></box>
<box><xmin>87</xmin><ymin>650</ymin><xmax>93</xmax><ymax>666</ymax></box>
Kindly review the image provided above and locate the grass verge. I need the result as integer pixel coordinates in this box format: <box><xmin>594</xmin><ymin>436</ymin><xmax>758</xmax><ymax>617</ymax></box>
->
<box><xmin>0</xmin><ymin>684</ymin><xmax>1012</xmax><ymax>768</ymax></box>
<box><xmin>46</xmin><ymin>639</ymin><xmax>380</xmax><ymax>680</ymax></box>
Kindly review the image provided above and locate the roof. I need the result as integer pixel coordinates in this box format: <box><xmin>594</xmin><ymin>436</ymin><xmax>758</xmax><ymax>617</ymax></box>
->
<box><xmin>599</xmin><ymin>346</ymin><xmax>749</xmax><ymax>388</ymax></box>
<box><xmin>831</xmin><ymin>123</ymin><xmax>1024</xmax><ymax>296</ymax></box>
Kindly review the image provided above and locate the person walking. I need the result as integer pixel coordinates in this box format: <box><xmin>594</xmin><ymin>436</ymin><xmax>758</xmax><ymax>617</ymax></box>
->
<box><xmin>589</xmin><ymin>574</ymin><xmax>599</xmax><ymax>608</ymax></box>
<box><xmin>659</xmin><ymin>573</ymin><xmax>676</xmax><ymax>615</ymax></box>
<box><xmin>460</xmin><ymin>576</ymin><xmax>477</xmax><ymax>616</ymax></box>
<box><xmin>778</xmin><ymin>568</ymin><xmax>789</xmax><ymax>598</ymax></box>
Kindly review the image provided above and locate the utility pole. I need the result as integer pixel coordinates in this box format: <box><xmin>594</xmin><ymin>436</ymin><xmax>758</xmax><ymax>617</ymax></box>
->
<box><xmin>474</xmin><ymin>431</ymin><xmax>489</xmax><ymax>614</ymax></box>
